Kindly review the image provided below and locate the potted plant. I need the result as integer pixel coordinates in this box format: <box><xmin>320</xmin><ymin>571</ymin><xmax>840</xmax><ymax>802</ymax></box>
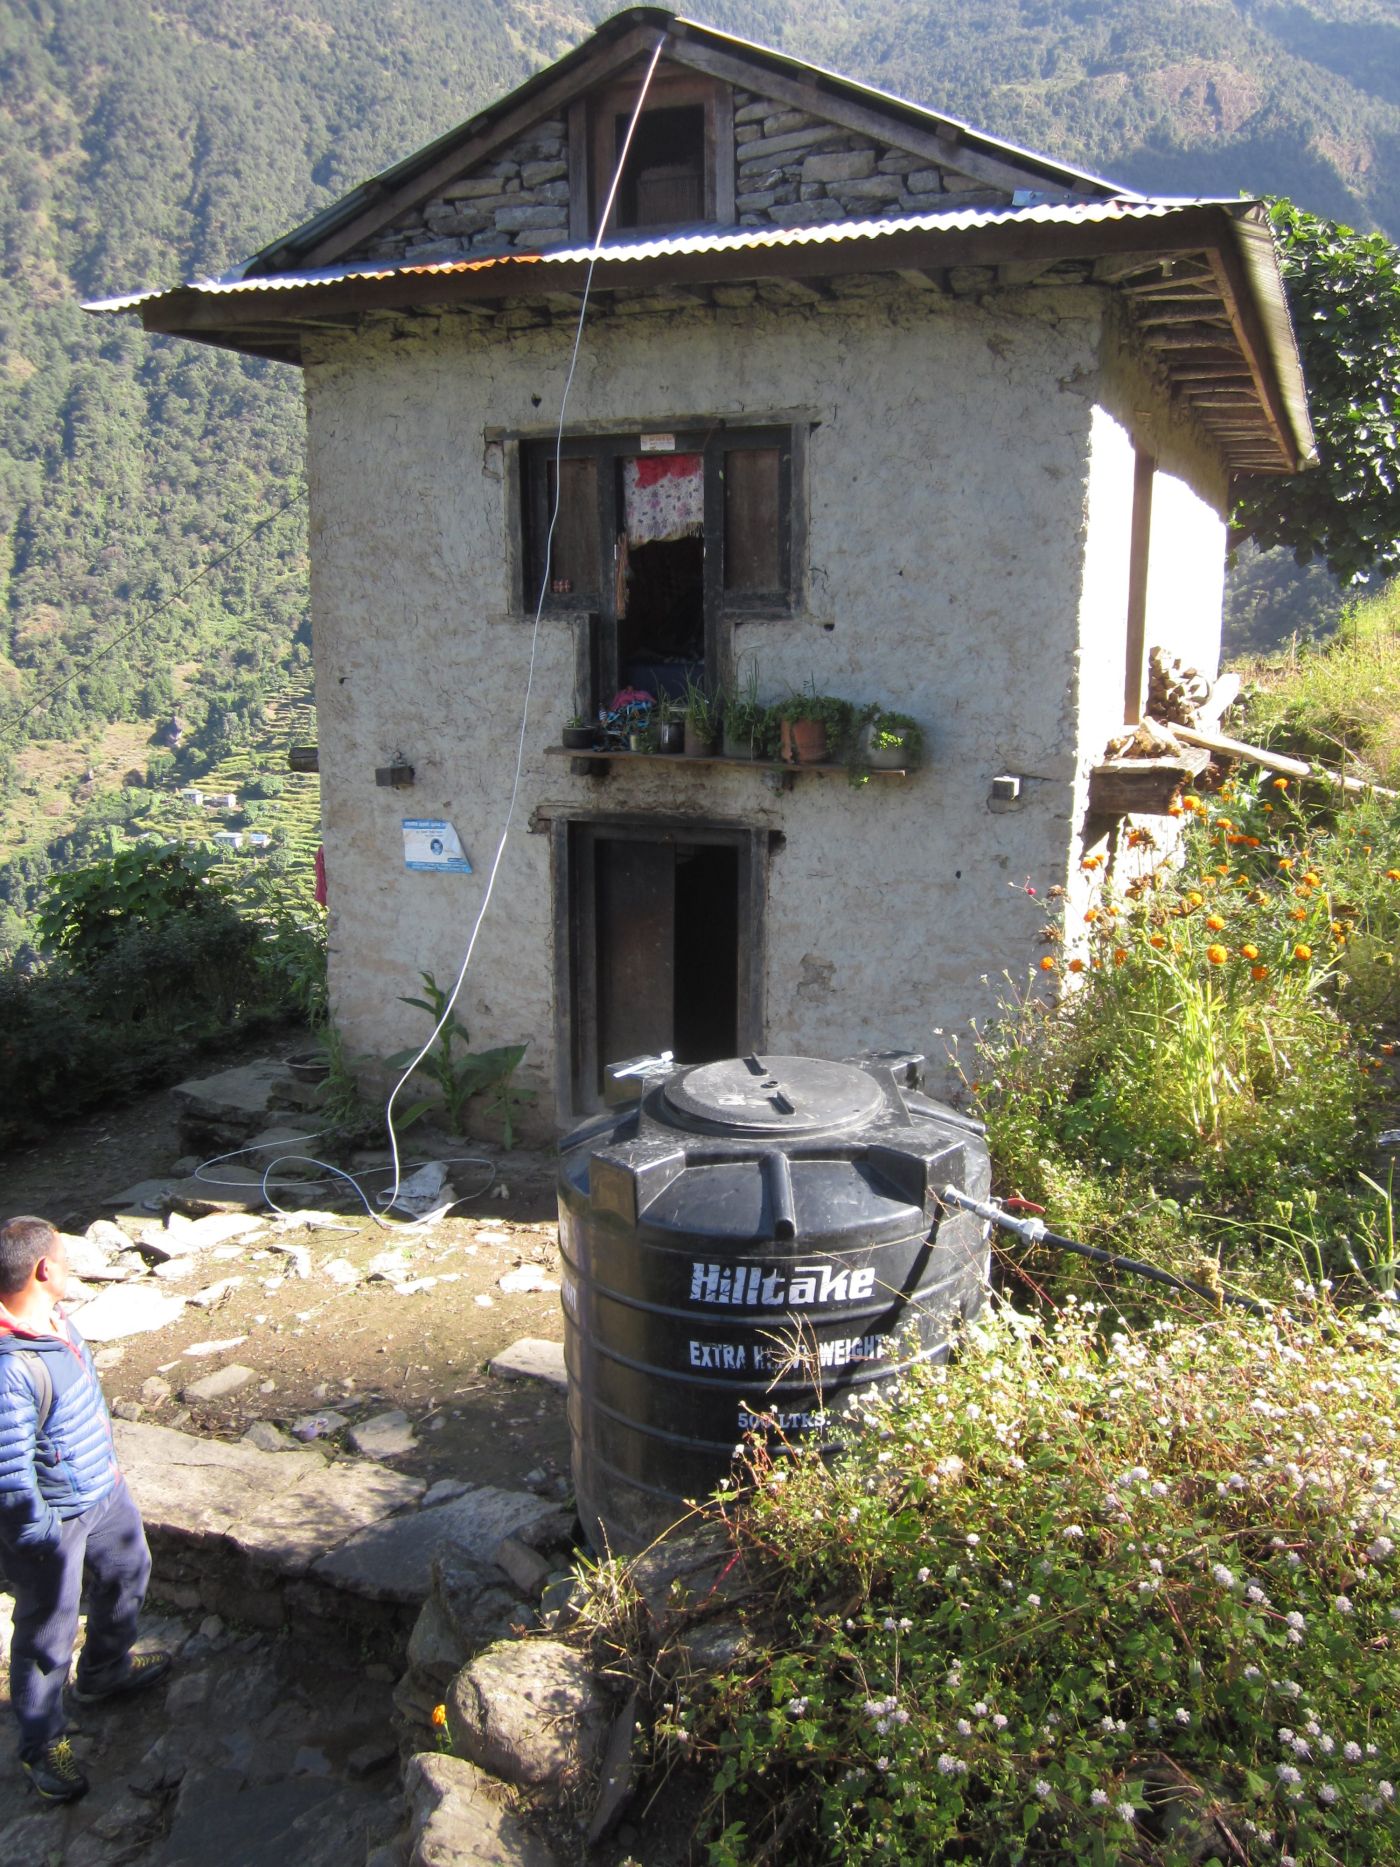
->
<box><xmin>854</xmin><ymin>706</ymin><xmax>924</xmax><ymax>777</ymax></box>
<box><xmin>628</xmin><ymin>724</ymin><xmax>658</xmax><ymax>753</ymax></box>
<box><xmin>775</xmin><ymin>689</ymin><xmax>852</xmax><ymax>766</ymax></box>
<box><xmin>656</xmin><ymin>694</ymin><xmax>685</xmax><ymax>754</ymax></box>
<box><xmin>562</xmin><ymin>714</ymin><xmax>596</xmax><ymax>751</ymax></box>
<box><xmin>682</xmin><ymin>672</ymin><xmax>719</xmax><ymax>757</ymax></box>
<box><xmin>721</xmin><ymin>662</ymin><xmax>769</xmax><ymax>760</ymax></box>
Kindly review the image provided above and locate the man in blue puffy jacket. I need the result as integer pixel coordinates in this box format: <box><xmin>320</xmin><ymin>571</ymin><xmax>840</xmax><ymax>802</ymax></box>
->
<box><xmin>0</xmin><ymin>1214</ymin><xmax>171</xmax><ymax>1803</ymax></box>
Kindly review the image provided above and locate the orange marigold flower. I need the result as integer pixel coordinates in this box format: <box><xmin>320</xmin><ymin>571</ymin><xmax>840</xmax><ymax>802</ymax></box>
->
<box><xmin>1149</xmin><ymin>934</ymin><xmax>1167</xmax><ymax>949</ymax></box>
<box><xmin>1387</xmin><ymin>869</ymin><xmax>1400</xmax><ymax>882</ymax></box>
<box><xmin>1081</xmin><ymin>854</ymin><xmax>1105</xmax><ymax>870</ymax></box>
<box><xmin>1206</xmin><ymin>944</ymin><xmax>1228</xmax><ymax>966</ymax></box>
<box><xmin>1290</xmin><ymin>907</ymin><xmax>1308</xmax><ymax>922</ymax></box>
<box><xmin>1293</xmin><ymin>943</ymin><xmax>1312</xmax><ymax>962</ymax></box>
<box><xmin>1205</xmin><ymin>913</ymin><xmax>1226</xmax><ymax>931</ymax></box>
<box><xmin>1278</xmin><ymin>857</ymin><xmax>1294</xmax><ymax>871</ymax></box>
<box><xmin>1067</xmin><ymin>957</ymin><xmax>1086</xmax><ymax>973</ymax></box>
<box><xmin>1039</xmin><ymin>956</ymin><xmax>1057</xmax><ymax>972</ymax></box>
<box><xmin>1381</xmin><ymin>1043</ymin><xmax>1396</xmax><ymax>1056</ymax></box>
<box><xmin>432</xmin><ymin>1704</ymin><xmax>448</xmax><ymax>1728</ymax></box>
<box><xmin>1167</xmin><ymin>801</ymin><xmax>1184</xmax><ymax>817</ymax></box>
<box><xmin>1113</xmin><ymin>947</ymin><xmax>1128</xmax><ymax>965</ymax></box>
<box><xmin>1251</xmin><ymin>964</ymin><xmax>1269</xmax><ymax>981</ymax></box>
<box><xmin>1185</xmin><ymin>890</ymin><xmax>1204</xmax><ymax>909</ymax></box>
<box><xmin>1084</xmin><ymin>908</ymin><xmax>1099</xmax><ymax>923</ymax></box>
<box><xmin>1183</xmin><ymin>796</ymin><xmax>1205</xmax><ymax>813</ymax></box>
<box><xmin>1272</xmin><ymin>776</ymin><xmax>1289</xmax><ymax>790</ymax></box>
<box><xmin>1244</xmin><ymin>836</ymin><xmax>1260</xmax><ymax>848</ymax></box>
<box><xmin>1240</xmin><ymin>944</ymin><xmax>1259</xmax><ymax>961</ymax></box>
<box><xmin>1215</xmin><ymin>817</ymin><xmax>1233</xmax><ymax>831</ymax></box>
<box><xmin>1262</xmin><ymin>802</ymin><xmax>1274</xmax><ymax>812</ymax></box>
<box><xmin>1303</xmin><ymin>871</ymin><xmax>1320</xmax><ymax>886</ymax></box>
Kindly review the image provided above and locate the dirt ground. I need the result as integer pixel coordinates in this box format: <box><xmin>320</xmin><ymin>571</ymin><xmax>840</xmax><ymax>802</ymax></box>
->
<box><xmin>0</xmin><ymin>1064</ymin><xmax>574</xmax><ymax>1499</ymax></box>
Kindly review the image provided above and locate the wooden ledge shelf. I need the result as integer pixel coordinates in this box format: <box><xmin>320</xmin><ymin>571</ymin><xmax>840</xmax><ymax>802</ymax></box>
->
<box><xmin>546</xmin><ymin>745</ymin><xmax>910</xmax><ymax>791</ymax></box>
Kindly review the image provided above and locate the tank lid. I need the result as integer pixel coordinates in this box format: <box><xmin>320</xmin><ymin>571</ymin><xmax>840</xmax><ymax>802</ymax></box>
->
<box><xmin>660</xmin><ymin>1053</ymin><xmax>886</xmax><ymax>1137</ymax></box>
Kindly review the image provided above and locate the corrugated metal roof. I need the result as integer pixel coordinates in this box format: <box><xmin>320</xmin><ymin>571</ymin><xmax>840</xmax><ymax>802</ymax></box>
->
<box><xmin>83</xmin><ymin>197</ymin><xmax>1240</xmax><ymax>314</ymax></box>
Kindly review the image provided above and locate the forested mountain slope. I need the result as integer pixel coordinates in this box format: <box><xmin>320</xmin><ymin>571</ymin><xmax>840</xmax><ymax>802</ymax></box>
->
<box><xmin>1</xmin><ymin>0</ymin><xmax>1395</xmax><ymax>933</ymax></box>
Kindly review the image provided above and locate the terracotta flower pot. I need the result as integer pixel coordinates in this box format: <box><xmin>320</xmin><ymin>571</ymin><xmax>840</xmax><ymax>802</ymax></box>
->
<box><xmin>780</xmin><ymin>716</ymin><xmax>828</xmax><ymax>764</ymax></box>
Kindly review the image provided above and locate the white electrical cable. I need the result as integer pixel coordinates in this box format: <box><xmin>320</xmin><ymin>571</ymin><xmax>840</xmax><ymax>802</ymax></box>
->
<box><xmin>187</xmin><ymin>35</ymin><xmax>671</xmax><ymax>1231</ymax></box>
<box><xmin>375</xmin><ymin>31</ymin><xmax>671</xmax><ymax>1212</ymax></box>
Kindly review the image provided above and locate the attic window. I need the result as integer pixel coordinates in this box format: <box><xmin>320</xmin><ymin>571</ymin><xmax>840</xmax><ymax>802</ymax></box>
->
<box><xmin>584</xmin><ymin>73</ymin><xmax>731</xmax><ymax>238</ymax></box>
<box><xmin>617</xmin><ymin>105</ymin><xmax>705</xmax><ymax>228</ymax></box>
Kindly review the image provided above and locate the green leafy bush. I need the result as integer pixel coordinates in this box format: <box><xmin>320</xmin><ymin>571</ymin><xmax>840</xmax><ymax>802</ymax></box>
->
<box><xmin>654</xmin><ymin>1300</ymin><xmax>1400</xmax><ymax>1865</ymax></box>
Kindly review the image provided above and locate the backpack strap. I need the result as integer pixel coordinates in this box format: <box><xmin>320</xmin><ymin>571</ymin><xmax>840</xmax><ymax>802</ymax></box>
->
<box><xmin>16</xmin><ymin>1351</ymin><xmax>54</xmax><ymax>1434</ymax></box>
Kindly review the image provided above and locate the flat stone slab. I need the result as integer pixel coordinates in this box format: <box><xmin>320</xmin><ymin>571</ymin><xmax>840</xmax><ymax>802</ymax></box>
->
<box><xmin>172</xmin><ymin>1060</ymin><xmax>290</xmax><ymax>1122</ymax></box>
<box><xmin>349</xmin><ymin>1409</ymin><xmax>417</xmax><ymax>1459</ymax></box>
<box><xmin>75</xmin><ymin>1284</ymin><xmax>188</xmax><ymax>1341</ymax></box>
<box><xmin>115</xmin><ymin>1420</ymin><xmax>424</xmax><ymax>1579</ymax></box>
<box><xmin>313</xmin><ymin>1488</ymin><xmax>570</xmax><ymax>1604</ymax></box>
<box><xmin>184</xmin><ymin>1363</ymin><xmax>256</xmax><ymax>1403</ymax></box>
<box><xmin>489</xmin><ymin>1338</ymin><xmax>567</xmax><ymax>1391</ymax></box>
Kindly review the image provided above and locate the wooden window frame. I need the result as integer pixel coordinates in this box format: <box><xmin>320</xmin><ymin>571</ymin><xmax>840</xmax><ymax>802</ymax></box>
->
<box><xmin>519</xmin><ymin>423</ymin><xmax>803</xmax><ymax>712</ymax></box>
<box><xmin>570</xmin><ymin>70</ymin><xmax>735</xmax><ymax>242</ymax></box>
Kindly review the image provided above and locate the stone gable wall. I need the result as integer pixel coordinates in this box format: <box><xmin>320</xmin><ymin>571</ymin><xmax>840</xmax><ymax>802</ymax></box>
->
<box><xmin>363</xmin><ymin>118</ymin><xmax>569</xmax><ymax>264</ymax></box>
<box><xmin>353</xmin><ymin>85</ymin><xmax>1015</xmax><ymax>268</ymax></box>
<box><xmin>731</xmin><ymin>89</ymin><xmax>1011</xmax><ymax>225</ymax></box>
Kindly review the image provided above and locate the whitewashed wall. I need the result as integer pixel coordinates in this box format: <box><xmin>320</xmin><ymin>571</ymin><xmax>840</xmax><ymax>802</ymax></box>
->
<box><xmin>303</xmin><ymin>281</ymin><xmax>1228</xmax><ymax>1129</ymax></box>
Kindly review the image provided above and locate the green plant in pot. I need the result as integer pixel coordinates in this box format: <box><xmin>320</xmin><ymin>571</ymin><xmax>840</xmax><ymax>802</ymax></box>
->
<box><xmin>775</xmin><ymin>689</ymin><xmax>853</xmax><ymax>765</ymax></box>
<box><xmin>682</xmin><ymin>671</ymin><xmax>720</xmax><ymax>756</ymax></box>
<box><xmin>849</xmin><ymin>705</ymin><xmax>924</xmax><ymax>783</ymax></box>
<box><xmin>656</xmin><ymin>693</ymin><xmax>685</xmax><ymax>754</ymax></box>
<box><xmin>721</xmin><ymin>660</ymin><xmax>769</xmax><ymax>759</ymax></box>
<box><xmin>562</xmin><ymin>712</ymin><xmax>596</xmax><ymax>751</ymax></box>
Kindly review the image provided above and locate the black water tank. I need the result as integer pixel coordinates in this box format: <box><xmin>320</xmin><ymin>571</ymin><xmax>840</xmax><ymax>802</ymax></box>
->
<box><xmin>557</xmin><ymin>1052</ymin><xmax>992</xmax><ymax>1552</ymax></box>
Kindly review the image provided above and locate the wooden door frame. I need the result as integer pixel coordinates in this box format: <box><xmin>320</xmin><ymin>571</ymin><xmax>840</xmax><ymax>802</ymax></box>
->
<box><xmin>550</xmin><ymin>812</ymin><xmax>770</xmax><ymax>1124</ymax></box>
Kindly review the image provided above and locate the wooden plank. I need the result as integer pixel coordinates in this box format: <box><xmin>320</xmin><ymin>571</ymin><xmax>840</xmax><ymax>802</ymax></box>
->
<box><xmin>567</xmin><ymin>97</ymin><xmax>590</xmax><ymax>243</ymax></box>
<box><xmin>712</xmin><ymin>80</ymin><xmax>735</xmax><ymax>225</ymax></box>
<box><xmin>1176</xmin><ymin>725</ymin><xmax>1397</xmax><ymax>798</ymax></box>
<box><xmin>1123</xmin><ymin>448</ymin><xmax>1154</xmax><ymax>726</ymax></box>
<box><xmin>724</xmin><ymin>446</ymin><xmax>782</xmax><ymax>592</ymax></box>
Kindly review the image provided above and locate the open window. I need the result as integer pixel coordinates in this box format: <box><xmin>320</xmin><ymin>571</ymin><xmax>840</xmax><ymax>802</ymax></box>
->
<box><xmin>520</xmin><ymin>425</ymin><xmax>799</xmax><ymax>711</ymax></box>
<box><xmin>581</xmin><ymin>71</ymin><xmax>733</xmax><ymax>238</ymax></box>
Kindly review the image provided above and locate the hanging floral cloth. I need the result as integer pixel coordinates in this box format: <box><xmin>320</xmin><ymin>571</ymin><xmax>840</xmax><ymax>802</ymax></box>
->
<box><xmin>622</xmin><ymin>453</ymin><xmax>703</xmax><ymax>546</ymax></box>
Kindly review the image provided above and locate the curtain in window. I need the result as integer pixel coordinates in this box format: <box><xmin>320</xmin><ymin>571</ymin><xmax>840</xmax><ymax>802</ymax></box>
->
<box><xmin>622</xmin><ymin>453</ymin><xmax>703</xmax><ymax>545</ymax></box>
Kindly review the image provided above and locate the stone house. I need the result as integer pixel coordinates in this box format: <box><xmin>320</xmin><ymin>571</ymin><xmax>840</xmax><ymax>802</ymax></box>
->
<box><xmin>93</xmin><ymin>8</ymin><xmax>1313</xmax><ymax>1129</ymax></box>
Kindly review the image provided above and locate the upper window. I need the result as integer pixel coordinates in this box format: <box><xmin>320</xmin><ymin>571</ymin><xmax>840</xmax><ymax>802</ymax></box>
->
<box><xmin>520</xmin><ymin>425</ymin><xmax>799</xmax><ymax>710</ymax></box>
<box><xmin>584</xmin><ymin>72</ymin><xmax>732</xmax><ymax>238</ymax></box>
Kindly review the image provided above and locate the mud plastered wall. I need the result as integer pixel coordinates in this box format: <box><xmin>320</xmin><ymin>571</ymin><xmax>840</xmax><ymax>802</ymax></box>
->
<box><xmin>305</xmin><ymin>285</ymin><xmax>1118</xmax><ymax>1126</ymax></box>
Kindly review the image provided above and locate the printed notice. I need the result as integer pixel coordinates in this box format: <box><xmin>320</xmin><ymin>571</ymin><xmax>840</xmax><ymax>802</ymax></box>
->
<box><xmin>402</xmin><ymin>819</ymin><xmax>472</xmax><ymax>873</ymax></box>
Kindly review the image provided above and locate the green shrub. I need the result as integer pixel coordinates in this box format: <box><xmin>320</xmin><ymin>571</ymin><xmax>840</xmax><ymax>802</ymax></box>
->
<box><xmin>655</xmin><ymin>1300</ymin><xmax>1400</xmax><ymax>1865</ymax></box>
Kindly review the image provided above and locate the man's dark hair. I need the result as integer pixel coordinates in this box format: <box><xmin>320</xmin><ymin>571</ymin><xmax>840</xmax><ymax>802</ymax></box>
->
<box><xmin>0</xmin><ymin>1216</ymin><xmax>59</xmax><ymax>1297</ymax></box>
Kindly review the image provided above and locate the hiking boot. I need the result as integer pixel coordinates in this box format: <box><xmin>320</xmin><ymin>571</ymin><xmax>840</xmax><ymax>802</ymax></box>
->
<box><xmin>22</xmin><ymin>1736</ymin><xmax>90</xmax><ymax>1803</ymax></box>
<box><xmin>71</xmin><ymin>1649</ymin><xmax>172</xmax><ymax>1704</ymax></box>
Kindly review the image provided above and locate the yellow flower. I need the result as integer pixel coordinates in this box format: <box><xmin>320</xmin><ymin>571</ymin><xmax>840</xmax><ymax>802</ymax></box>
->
<box><xmin>432</xmin><ymin>1704</ymin><xmax>448</xmax><ymax>1728</ymax></box>
<box><xmin>1303</xmin><ymin>871</ymin><xmax>1321</xmax><ymax>887</ymax></box>
<box><xmin>1293</xmin><ymin>943</ymin><xmax>1312</xmax><ymax>962</ymax></box>
<box><xmin>1206</xmin><ymin>944</ymin><xmax>1228</xmax><ymax>966</ymax></box>
<box><xmin>1278</xmin><ymin>857</ymin><xmax>1294</xmax><ymax>872</ymax></box>
<box><xmin>1185</xmin><ymin>890</ymin><xmax>1204</xmax><ymax>909</ymax></box>
<box><xmin>1205</xmin><ymin>913</ymin><xmax>1226</xmax><ymax>931</ymax></box>
<box><xmin>1240</xmin><ymin>943</ymin><xmax>1259</xmax><ymax>961</ymax></box>
<box><xmin>1215</xmin><ymin>817</ymin><xmax>1233</xmax><ymax>831</ymax></box>
<box><xmin>1387</xmin><ymin>869</ymin><xmax>1400</xmax><ymax>883</ymax></box>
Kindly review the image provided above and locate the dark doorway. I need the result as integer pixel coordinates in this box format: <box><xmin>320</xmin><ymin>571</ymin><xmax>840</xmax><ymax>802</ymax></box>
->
<box><xmin>558</xmin><ymin>821</ymin><xmax>764</xmax><ymax>1114</ymax></box>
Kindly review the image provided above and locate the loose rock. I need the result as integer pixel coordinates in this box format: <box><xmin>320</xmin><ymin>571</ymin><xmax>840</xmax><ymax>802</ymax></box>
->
<box><xmin>184</xmin><ymin>1363</ymin><xmax>257</xmax><ymax>1403</ymax></box>
<box><xmin>446</xmin><ymin>1638</ymin><xmax>608</xmax><ymax>1788</ymax></box>
<box><xmin>351</xmin><ymin>1409</ymin><xmax>418</xmax><ymax>1459</ymax></box>
<box><xmin>75</xmin><ymin>1284</ymin><xmax>187</xmax><ymax>1341</ymax></box>
<box><xmin>488</xmin><ymin>1339</ymin><xmax>567</xmax><ymax>1391</ymax></box>
<box><xmin>405</xmin><ymin>1751</ymin><xmax>560</xmax><ymax>1867</ymax></box>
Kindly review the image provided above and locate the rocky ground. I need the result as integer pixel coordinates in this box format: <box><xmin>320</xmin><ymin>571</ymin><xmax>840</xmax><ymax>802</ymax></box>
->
<box><xmin>0</xmin><ymin>1051</ymin><xmax>620</xmax><ymax>1865</ymax></box>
